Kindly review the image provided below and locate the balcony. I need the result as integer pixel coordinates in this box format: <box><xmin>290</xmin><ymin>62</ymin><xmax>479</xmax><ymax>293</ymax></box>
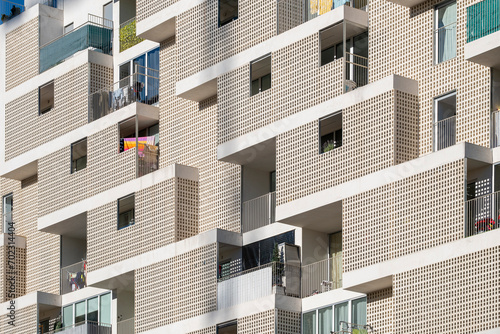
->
<box><xmin>89</xmin><ymin>66</ymin><xmax>159</xmax><ymax>122</ymax></box>
<box><xmin>39</xmin><ymin>14</ymin><xmax>112</xmax><ymax>73</ymax></box>
<box><xmin>465</xmin><ymin>191</ymin><xmax>500</xmax><ymax>237</ymax></box>
<box><xmin>465</xmin><ymin>0</ymin><xmax>500</xmax><ymax>68</ymax></box>
<box><xmin>333</xmin><ymin>322</ymin><xmax>373</xmax><ymax>334</ymax></box>
<box><xmin>0</xmin><ymin>0</ymin><xmax>24</xmax><ymax>24</ymax></box>
<box><xmin>242</xmin><ymin>192</ymin><xmax>276</xmax><ymax>233</ymax></box>
<box><xmin>433</xmin><ymin>115</ymin><xmax>456</xmax><ymax>151</ymax></box>
<box><xmin>277</xmin><ymin>0</ymin><xmax>368</xmax><ymax>34</ymax></box>
<box><xmin>60</xmin><ymin>260</ymin><xmax>87</xmax><ymax>295</ymax></box>
<box><xmin>301</xmin><ymin>254</ymin><xmax>342</xmax><ymax>298</ymax></box>
<box><xmin>47</xmin><ymin>321</ymin><xmax>111</xmax><ymax>334</ymax></box>
<box><xmin>119</xmin><ymin>17</ymin><xmax>143</xmax><ymax>52</ymax></box>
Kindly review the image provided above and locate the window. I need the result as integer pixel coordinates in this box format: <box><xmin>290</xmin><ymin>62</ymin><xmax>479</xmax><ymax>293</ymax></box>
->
<box><xmin>71</xmin><ymin>139</ymin><xmax>87</xmax><ymax>173</ymax></box>
<box><xmin>319</xmin><ymin>112</ymin><xmax>342</xmax><ymax>153</ymax></box>
<box><xmin>242</xmin><ymin>230</ymin><xmax>294</xmax><ymax>270</ymax></box>
<box><xmin>62</xmin><ymin>305</ymin><xmax>73</xmax><ymax>328</ymax></box>
<box><xmin>435</xmin><ymin>1</ymin><xmax>456</xmax><ymax>64</ymax></box>
<box><xmin>39</xmin><ymin>81</ymin><xmax>54</xmax><ymax>115</ymax></box>
<box><xmin>467</xmin><ymin>181</ymin><xmax>476</xmax><ymax>201</ymax></box>
<box><xmin>3</xmin><ymin>194</ymin><xmax>13</xmax><ymax>233</ymax></box>
<box><xmin>62</xmin><ymin>292</ymin><xmax>111</xmax><ymax>328</ymax></box>
<box><xmin>320</xmin><ymin>24</ymin><xmax>343</xmax><ymax>66</ymax></box>
<box><xmin>303</xmin><ymin>311</ymin><xmax>316</xmax><ymax>334</ymax></box>
<box><xmin>118</xmin><ymin>194</ymin><xmax>135</xmax><ymax>229</ymax></box>
<box><xmin>250</xmin><ymin>55</ymin><xmax>271</xmax><ymax>96</ymax></box>
<box><xmin>119</xmin><ymin>117</ymin><xmax>136</xmax><ymax>153</ymax></box>
<box><xmin>433</xmin><ymin>91</ymin><xmax>456</xmax><ymax>151</ymax></box>
<box><xmin>219</xmin><ymin>0</ymin><xmax>238</xmax><ymax>27</ymax></box>
<box><xmin>103</xmin><ymin>2</ymin><xmax>113</xmax><ymax>28</ymax></box>
<box><xmin>334</xmin><ymin>302</ymin><xmax>348</xmax><ymax>332</ymax></box>
<box><xmin>270</xmin><ymin>171</ymin><xmax>276</xmax><ymax>192</ymax></box>
<box><xmin>318</xmin><ymin>307</ymin><xmax>332</xmax><ymax>334</ymax></box>
<box><xmin>119</xmin><ymin>47</ymin><xmax>160</xmax><ymax>103</ymax></box>
<box><xmin>217</xmin><ymin>321</ymin><xmax>237</xmax><ymax>334</ymax></box>
<box><xmin>87</xmin><ymin>297</ymin><xmax>98</xmax><ymax>322</ymax></box>
<box><xmin>64</xmin><ymin>23</ymin><xmax>74</xmax><ymax>34</ymax></box>
<box><xmin>75</xmin><ymin>301</ymin><xmax>86</xmax><ymax>323</ymax></box>
<box><xmin>351</xmin><ymin>298</ymin><xmax>367</xmax><ymax>325</ymax></box>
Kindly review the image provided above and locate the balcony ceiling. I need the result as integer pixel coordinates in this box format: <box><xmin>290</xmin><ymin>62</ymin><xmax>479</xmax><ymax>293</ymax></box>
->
<box><xmin>465</xmin><ymin>30</ymin><xmax>500</xmax><ymax>69</ymax></box>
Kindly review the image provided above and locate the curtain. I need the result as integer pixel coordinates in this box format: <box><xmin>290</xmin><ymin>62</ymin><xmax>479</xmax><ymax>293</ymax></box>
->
<box><xmin>437</xmin><ymin>2</ymin><xmax>456</xmax><ymax>62</ymax></box>
<box><xmin>147</xmin><ymin>48</ymin><xmax>160</xmax><ymax>103</ymax></box>
<box><xmin>351</xmin><ymin>297</ymin><xmax>367</xmax><ymax>325</ymax></box>
<box><xmin>334</xmin><ymin>302</ymin><xmax>348</xmax><ymax>332</ymax></box>
<box><xmin>303</xmin><ymin>311</ymin><xmax>317</xmax><ymax>334</ymax></box>
<box><xmin>318</xmin><ymin>307</ymin><xmax>332</xmax><ymax>334</ymax></box>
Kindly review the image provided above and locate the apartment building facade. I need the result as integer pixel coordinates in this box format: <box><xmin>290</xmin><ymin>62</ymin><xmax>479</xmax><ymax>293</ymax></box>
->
<box><xmin>0</xmin><ymin>0</ymin><xmax>499</xmax><ymax>333</ymax></box>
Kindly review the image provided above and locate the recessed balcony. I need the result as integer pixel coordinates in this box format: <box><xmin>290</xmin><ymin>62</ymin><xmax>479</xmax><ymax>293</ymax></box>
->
<box><xmin>464</xmin><ymin>0</ymin><xmax>500</xmax><ymax>68</ymax></box>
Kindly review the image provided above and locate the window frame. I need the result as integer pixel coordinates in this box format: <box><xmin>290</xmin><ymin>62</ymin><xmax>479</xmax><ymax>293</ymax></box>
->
<box><xmin>433</xmin><ymin>90</ymin><xmax>457</xmax><ymax>151</ymax></box>
<box><xmin>434</xmin><ymin>0</ymin><xmax>457</xmax><ymax>65</ymax></box>
<box><xmin>61</xmin><ymin>292</ymin><xmax>111</xmax><ymax>328</ymax></box>
<box><xmin>250</xmin><ymin>54</ymin><xmax>272</xmax><ymax>97</ymax></box>
<box><xmin>70</xmin><ymin>138</ymin><xmax>88</xmax><ymax>174</ymax></box>
<box><xmin>318</xmin><ymin>111</ymin><xmax>343</xmax><ymax>154</ymax></box>
<box><xmin>2</xmin><ymin>193</ymin><xmax>13</xmax><ymax>233</ymax></box>
<box><xmin>38</xmin><ymin>81</ymin><xmax>55</xmax><ymax>115</ymax></box>
<box><xmin>117</xmin><ymin>193</ymin><xmax>135</xmax><ymax>230</ymax></box>
<box><xmin>218</xmin><ymin>0</ymin><xmax>238</xmax><ymax>27</ymax></box>
<box><xmin>216</xmin><ymin>320</ymin><xmax>237</xmax><ymax>333</ymax></box>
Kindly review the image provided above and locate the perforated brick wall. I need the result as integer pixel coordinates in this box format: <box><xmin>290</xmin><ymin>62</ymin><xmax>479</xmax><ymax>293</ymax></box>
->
<box><xmin>135</xmin><ymin>243</ymin><xmax>217</xmax><ymax>332</ymax></box>
<box><xmin>159</xmin><ymin>38</ymin><xmax>241</xmax><ymax>234</ymax></box>
<box><xmin>0</xmin><ymin>304</ymin><xmax>37</xmax><ymax>333</ymax></box>
<box><xmin>136</xmin><ymin>0</ymin><xmax>180</xmax><ymax>21</ymax></box>
<box><xmin>187</xmin><ymin>326</ymin><xmax>216</xmax><ymax>334</ymax></box>
<box><xmin>0</xmin><ymin>245</ymin><xmax>26</xmax><ymax>302</ymax></box>
<box><xmin>5</xmin><ymin>18</ymin><xmax>39</xmax><ymax>91</ymax></box>
<box><xmin>176</xmin><ymin>0</ymin><xmax>277</xmax><ymax>81</ymax></box>
<box><xmin>87</xmin><ymin>177</ymin><xmax>198</xmax><ymax>271</ymax></box>
<box><xmin>238</xmin><ymin>309</ymin><xmax>275</xmax><ymax>334</ymax></box>
<box><xmin>367</xmin><ymin>288</ymin><xmax>394</xmax><ymax>334</ymax></box>
<box><xmin>343</xmin><ymin>160</ymin><xmax>465</xmax><ymax>272</ymax></box>
<box><xmin>5</xmin><ymin>63</ymin><xmax>113</xmax><ymax>161</ymax></box>
<box><xmin>218</xmin><ymin>35</ymin><xmax>344</xmax><ymax>144</ymax></box>
<box><xmin>276</xmin><ymin>309</ymin><xmax>301</xmax><ymax>334</ymax></box>
<box><xmin>393</xmin><ymin>246</ymin><xmax>500</xmax><ymax>333</ymax></box>
<box><xmin>369</xmin><ymin>0</ymin><xmax>490</xmax><ymax>154</ymax></box>
<box><xmin>276</xmin><ymin>90</ymin><xmax>419</xmax><ymax>206</ymax></box>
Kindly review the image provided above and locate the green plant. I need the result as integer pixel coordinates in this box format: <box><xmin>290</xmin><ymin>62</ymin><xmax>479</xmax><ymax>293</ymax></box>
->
<box><xmin>120</xmin><ymin>20</ymin><xmax>143</xmax><ymax>52</ymax></box>
<box><xmin>322</xmin><ymin>140</ymin><xmax>336</xmax><ymax>153</ymax></box>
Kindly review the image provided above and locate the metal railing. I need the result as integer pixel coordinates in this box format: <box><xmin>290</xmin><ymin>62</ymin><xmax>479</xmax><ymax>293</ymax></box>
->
<box><xmin>467</xmin><ymin>0</ymin><xmax>500</xmax><ymax>43</ymax></box>
<box><xmin>241</xmin><ymin>192</ymin><xmax>276</xmax><ymax>233</ymax></box>
<box><xmin>88</xmin><ymin>67</ymin><xmax>159</xmax><ymax>122</ymax></box>
<box><xmin>345</xmin><ymin>52</ymin><xmax>368</xmax><ymax>91</ymax></box>
<box><xmin>0</xmin><ymin>0</ymin><xmax>24</xmax><ymax>24</ymax></box>
<box><xmin>465</xmin><ymin>191</ymin><xmax>500</xmax><ymax>237</ymax></box>
<box><xmin>60</xmin><ymin>260</ymin><xmax>87</xmax><ymax>295</ymax></box>
<box><xmin>40</xmin><ymin>0</ymin><xmax>64</xmax><ymax>9</ymax></box>
<box><xmin>332</xmin><ymin>322</ymin><xmax>373</xmax><ymax>334</ymax></box>
<box><xmin>40</xmin><ymin>14</ymin><xmax>113</xmax><ymax>73</ymax></box>
<box><xmin>433</xmin><ymin>115</ymin><xmax>456</xmax><ymax>151</ymax></box>
<box><xmin>117</xmin><ymin>318</ymin><xmax>134</xmax><ymax>334</ymax></box>
<box><xmin>120</xmin><ymin>17</ymin><xmax>143</xmax><ymax>52</ymax></box>
<box><xmin>46</xmin><ymin>321</ymin><xmax>111</xmax><ymax>334</ymax></box>
<box><xmin>491</xmin><ymin>110</ymin><xmax>500</xmax><ymax>148</ymax></box>
<box><xmin>277</xmin><ymin>0</ymin><xmax>368</xmax><ymax>34</ymax></box>
<box><xmin>301</xmin><ymin>254</ymin><xmax>342</xmax><ymax>298</ymax></box>
<box><xmin>137</xmin><ymin>146</ymin><xmax>159</xmax><ymax>177</ymax></box>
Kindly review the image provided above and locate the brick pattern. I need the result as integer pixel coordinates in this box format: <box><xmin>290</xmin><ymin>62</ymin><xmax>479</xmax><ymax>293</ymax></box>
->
<box><xmin>276</xmin><ymin>309</ymin><xmax>301</xmax><ymax>334</ymax></box>
<box><xmin>394</xmin><ymin>246</ymin><xmax>500</xmax><ymax>333</ymax></box>
<box><xmin>0</xmin><ymin>304</ymin><xmax>37</xmax><ymax>333</ymax></box>
<box><xmin>38</xmin><ymin>125</ymin><xmax>136</xmax><ymax>217</ymax></box>
<box><xmin>87</xmin><ymin>177</ymin><xmax>198</xmax><ymax>271</ymax></box>
<box><xmin>136</xmin><ymin>0</ymin><xmax>180</xmax><ymax>21</ymax></box>
<box><xmin>343</xmin><ymin>160</ymin><xmax>465</xmax><ymax>272</ymax></box>
<box><xmin>0</xmin><ymin>245</ymin><xmax>26</xmax><ymax>302</ymax></box>
<box><xmin>176</xmin><ymin>0</ymin><xmax>277</xmax><ymax>81</ymax></box>
<box><xmin>276</xmin><ymin>90</ymin><xmax>419</xmax><ymax>206</ymax></box>
<box><xmin>218</xmin><ymin>35</ymin><xmax>344</xmax><ymax>144</ymax></box>
<box><xmin>367</xmin><ymin>288</ymin><xmax>394</xmax><ymax>334</ymax></box>
<box><xmin>159</xmin><ymin>38</ymin><xmax>241</xmax><ymax>234</ymax></box>
<box><xmin>369</xmin><ymin>0</ymin><xmax>490</xmax><ymax>154</ymax></box>
<box><xmin>5</xmin><ymin>18</ymin><xmax>39</xmax><ymax>90</ymax></box>
<box><xmin>237</xmin><ymin>309</ymin><xmax>275</xmax><ymax>334</ymax></box>
<box><xmin>187</xmin><ymin>327</ymin><xmax>216</xmax><ymax>334</ymax></box>
<box><xmin>135</xmin><ymin>244</ymin><xmax>217</xmax><ymax>332</ymax></box>
<box><xmin>5</xmin><ymin>64</ymin><xmax>113</xmax><ymax>161</ymax></box>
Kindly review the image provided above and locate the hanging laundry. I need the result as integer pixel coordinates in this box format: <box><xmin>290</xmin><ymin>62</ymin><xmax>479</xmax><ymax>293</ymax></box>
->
<box><xmin>319</xmin><ymin>0</ymin><xmax>334</xmax><ymax>15</ymax></box>
<box><xmin>310</xmin><ymin>0</ymin><xmax>318</xmax><ymax>15</ymax></box>
<box><xmin>121</xmin><ymin>136</ymin><xmax>156</xmax><ymax>153</ymax></box>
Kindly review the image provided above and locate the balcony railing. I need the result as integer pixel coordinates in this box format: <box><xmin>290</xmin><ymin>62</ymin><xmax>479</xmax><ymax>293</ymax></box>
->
<box><xmin>466</xmin><ymin>0</ymin><xmax>500</xmax><ymax>43</ymax></box>
<box><xmin>491</xmin><ymin>110</ymin><xmax>500</xmax><ymax>148</ymax></box>
<box><xmin>277</xmin><ymin>0</ymin><xmax>368</xmax><ymax>34</ymax></box>
<box><xmin>465</xmin><ymin>191</ymin><xmax>500</xmax><ymax>237</ymax></box>
<box><xmin>137</xmin><ymin>144</ymin><xmax>159</xmax><ymax>177</ymax></box>
<box><xmin>117</xmin><ymin>318</ymin><xmax>134</xmax><ymax>334</ymax></box>
<box><xmin>60</xmin><ymin>260</ymin><xmax>87</xmax><ymax>295</ymax></box>
<box><xmin>301</xmin><ymin>254</ymin><xmax>342</xmax><ymax>298</ymax></box>
<box><xmin>433</xmin><ymin>115</ymin><xmax>456</xmax><ymax>151</ymax></box>
<box><xmin>217</xmin><ymin>261</ymin><xmax>301</xmax><ymax>309</ymax></box>
<box><xmin>345</xmin><ymin>52</ymin><xmax>368</xmax><ymax>91</ymax></box>
<box><xmin>333</xmin><ymin>322</ymin><xmax>373</xmax><ymax>334</ymax></box>
<box><xmin>120</xmin><ymin>17</ymin><xmax>143</xmax><ymax>52</ymax></box>
<box><xmin>46</xmin><ymin>321</ymin><xmax>111</xmax><ymax>334</ymax></box>
<box><xmin>39</xmin><ymin>14</ymin><xmax>112</xmax><ymax>73</ymax></box>
<box><xmin>241</xmin><ymin>192</ymin><xmax>276</xmax><ymax>233</ymax></box>
<box><xmin>0</xmin><ymin>0</ymin><xmax>24</xmax><ymax>24</ymax></box>
<box><xmin>89</xmin><ymin>67</ymin><xmax>159</xmax><ymax>122</ymax></box>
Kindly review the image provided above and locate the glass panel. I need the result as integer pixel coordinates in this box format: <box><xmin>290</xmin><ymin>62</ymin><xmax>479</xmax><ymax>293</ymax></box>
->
<box><xmin>87</xmin><ymin>297</ymin><xmax>98</xmax><ymax>322</ymax></box>
<box><xmin>261</xmin><ymin>74</ymin><xmax>271</xmax><ymax>92</ymax></box>
<box><xmin>3</xmin><ymin>194</ymin><xmax>13</xmax><ymax>232</ymax></box>
<box><xmin>436</xmin><ymin>2</ymin><xmax>456</xmax><ymax>63</ymax></box>
<box><xmin>495</xmin><ymin>165</ymin><xmax>500</xmax><ymax>192</ymax></box>
<box><xmin>219</xmin><ymin>0</ymin><xmax>238</xmax><ymax>26</ymax></box>
<box><xmin>270</xmin><ymin>171</ymin><xmax>276</xmax><ymax>192</ymax></box>
<box><xmin>71</xmin><ymin>139</ymin><xmax>87</xmax><ymax>173</ymax></box>
<box><xmin>334</xmin><ymin>302</ymin><xmax>348</xmax><ymax>332</ymax></box>
<box><xmin>133</xmin><ymin>54</ymin><xmax>146</xmax><ymax>103</ymax></box>
<box><xmin>103</xmin><ymin>2</ymin><xmax>113</xmax><ymax>28</ymax></box>
<box><xmin>147</xmin><ymin>48</ymin><xmax>160</xmax><ymax>104</ymax></box>
<box><xmin>148</xmin><ymin>123</ymin><xmax>160</xmax><ymax>146</ymax></box>
<box><xmin>119</xmin><ymin>63</ymin><xmax>131</xmax><ymax>88</ymax></box>
<box><xmin>318</xmin><ymin>307</ymin><xmax>332</xmax><ymax>334</ymax></box>
<box><xmin>63</xmin><ymin>305</ymin><xmax>74</xmax><ymax>327</ymax></box>
<box><xmin>118</xmin><ymin>194</ymin><xmax>135</xmax><ymax>229</ymax></box>
<box><xmin>75</xmin><ymin>301</ymin><xmax>86</xmax><ymax>324</ymax></box>
<box><xmin>100</xmin><ymin>293</ymin><xmax>112</xmax><ymax>324</ymax></box>
<box><xmin>492</xmin><ymin>68</ymin><xmax>500</xmax><ymax>111</ymax></box>
<box><xmin>321</xmin><ymin>45</ymin><xmax>335</xmax><ymax>66</ymax></box>
<box><xmin>352</xmin><ymin>297</ymin><xmax>367</xmax><ymax>326</ymax></box>
<box><xmin>251</xmin><ymin>79</ymin><xmax>260</xmax><ymax>96</ymax></box>
<box><xmin>303</xmin><ymin>311</ymin><xmax>316</xmax><ymax>334</ymax></box>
